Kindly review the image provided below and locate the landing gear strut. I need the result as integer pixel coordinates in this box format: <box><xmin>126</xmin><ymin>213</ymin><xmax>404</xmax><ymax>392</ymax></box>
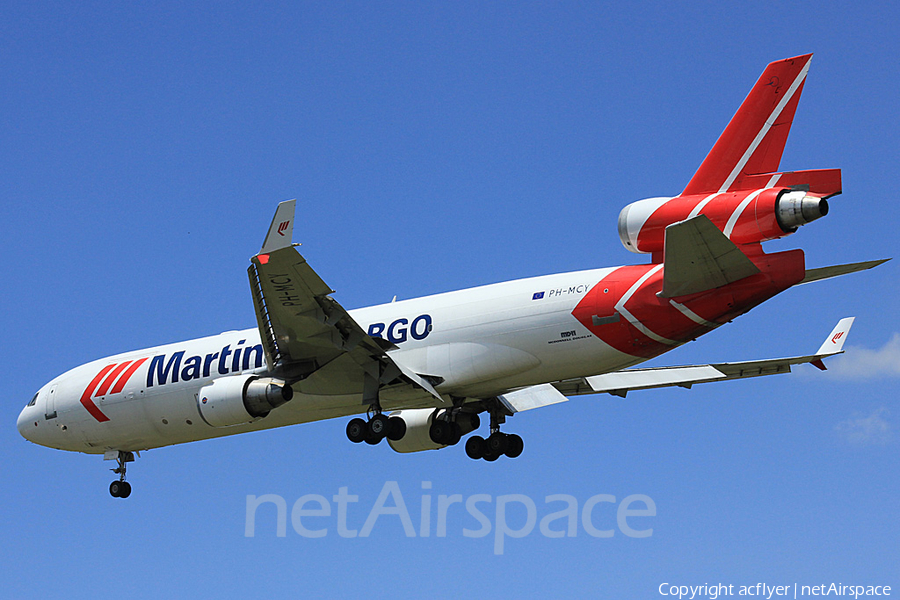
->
<box><xmin>109</xmin><ymin>451</ymin><xmax>134</xmax><ymax>498</ymax></box>
<box><xmin>465</xmin><ymin>399</ymin><xmax>523</xmax><ymax>461</ymax></box>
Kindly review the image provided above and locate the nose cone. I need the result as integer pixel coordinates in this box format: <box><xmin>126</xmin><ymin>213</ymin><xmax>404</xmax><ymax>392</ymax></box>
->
<box><xmin>17</xmin><ymin>403</ymin><xmax>61</xmax><ymax>449</ymax></box>
<box><xmin>17</xmin><ymin>406</ymin><xmax>33</xmax><ymax>442</ymax></box>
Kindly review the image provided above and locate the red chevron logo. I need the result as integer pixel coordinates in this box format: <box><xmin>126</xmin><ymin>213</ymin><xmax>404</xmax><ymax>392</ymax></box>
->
<box><xmin>79</xmin><ymin>358</ymin><xmax>148</xmax><ymax>422</ymax></box>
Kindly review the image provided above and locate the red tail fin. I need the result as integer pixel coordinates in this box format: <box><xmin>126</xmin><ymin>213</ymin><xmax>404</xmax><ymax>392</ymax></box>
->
<box><xmin>682</xmin><ymin>54</ymin><xmax>813</xmax><ymax>196</ymax></box>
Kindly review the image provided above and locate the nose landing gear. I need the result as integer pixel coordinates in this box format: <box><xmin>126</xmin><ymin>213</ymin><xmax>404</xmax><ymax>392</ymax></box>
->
<box><xmin>108</xmin><ymin>450</ymin><xmax>134</xmax><ymax>498</ymax></box>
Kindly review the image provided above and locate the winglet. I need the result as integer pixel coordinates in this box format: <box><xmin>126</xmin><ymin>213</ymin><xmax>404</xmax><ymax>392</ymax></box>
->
<box><xmin>815</xmin><ymin>317</ymin><xmax>855</xmax><ymax>356</ymax></box>
<box><xmin>260</xmin><ymin>200</ymin><xmax>297</xmax><ymax>254</ymax></box>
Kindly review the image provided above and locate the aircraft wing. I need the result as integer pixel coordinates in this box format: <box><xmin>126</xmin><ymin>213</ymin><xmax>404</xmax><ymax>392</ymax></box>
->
<box><xmin>248</xmin><ymin>200</ymin><xmax>444</xmax><ymax>409</ymax></box>
<box><xmin>552</xmin><ymin>317</ymin><xmax>854</xmax><ymax>398</ymax></box>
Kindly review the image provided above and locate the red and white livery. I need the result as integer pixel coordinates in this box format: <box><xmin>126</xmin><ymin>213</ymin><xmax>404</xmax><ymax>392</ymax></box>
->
<box><xmin>17</xmin><ymin>54</ymin><xmax>887</xmax><ymax>498</ymax></box>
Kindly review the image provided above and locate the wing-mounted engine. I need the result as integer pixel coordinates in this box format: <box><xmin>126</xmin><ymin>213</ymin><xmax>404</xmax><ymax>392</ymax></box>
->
<box><xmin>197</xmin><ymin>374</ymin><xmax>293</xmax><ymax>428</ymax></box>
<box><xmin>386</xmin><ymin>408</ymin><xmax>480</xmax><ymax>453</ymax></box>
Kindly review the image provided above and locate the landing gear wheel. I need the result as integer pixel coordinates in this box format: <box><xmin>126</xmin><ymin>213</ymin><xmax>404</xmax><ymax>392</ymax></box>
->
<box><xmin>109</xmin><ymin>479</ymin><xmax>131</xmax><ymax>498</ymax></box>
<box><xmin>346</xmin><ymin>418</ymin><xmax>368</xmax><ymax>443</ymax></box>
<box><xmin>505</xmin><ymin>434</ymin><xmax>524</xmax><ymax>458</ymax></box>
<box><xmin>465</xmin><ymin>435</ymin><xmax>485</xmax><ymax>459</ymax></box>
<box><xmin>429</xmin><ymin>420</ymin><xmax>452</xmax><ymax>445</ymax></box>
<box><xmin>482</xmin><ymin>450</ymin><xmax>500</xmax><ymax>462</ymax></box>
<box><xmin>364</xmin><ymin>413</ymin><xmax>390</xmax><ymax>445</ymax></box>
<box><xmin>110</xmin><ymin>481</ymin><xmax>123</xmax><ymax>498</ymax></box>
<box><xmin>368</xmin><ymin>414</ymin><xmax>390</xmax><ymax>438</ymax></box>
<box><xmin>487</xmin><ymin>431</ymin><xmax>509</xmax><ymax>455</ymax></box>
<box><xmin>387</xmin><ymin>416</ymin><xmax>407</xmax><ymax>441</ymax></box>
<box><xmin>448</xmin><ymin>422</ymin><xmax>462</xmax><ymax>446</ymax></box>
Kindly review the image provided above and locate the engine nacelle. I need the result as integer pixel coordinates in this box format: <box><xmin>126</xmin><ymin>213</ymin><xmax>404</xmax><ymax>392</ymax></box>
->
<box><xmin>197</xmin><ymin>374</ymin><xmax>294</xmax><ymax>428</ymax></box>
<box><xmin>774</xmin><ymin>190</ymin><xmax>830</xmax><ymax>231</ymax></box>
<box><xmin>387</xmin><ymin>408</ymin><xmax>480</xmax><ymax>454</ymax></box>
<box><xmin>618</xmin><ymin>188</ymin><xmax>828</xmax><ymax>254</ymax></box>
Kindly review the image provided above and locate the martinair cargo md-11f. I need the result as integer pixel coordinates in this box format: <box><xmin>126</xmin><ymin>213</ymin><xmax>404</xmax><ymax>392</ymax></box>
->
<box><xmin>17</xmin><ymin>54</ymin><xmax>888</xmax><ymax>498</ymax></box>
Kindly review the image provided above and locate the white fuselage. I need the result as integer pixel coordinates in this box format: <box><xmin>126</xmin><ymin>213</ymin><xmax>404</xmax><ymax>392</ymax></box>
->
<box><xmin>17</xmin><ymin>267</ymin><xmax>647</xmax><ymax>455</ymax></box>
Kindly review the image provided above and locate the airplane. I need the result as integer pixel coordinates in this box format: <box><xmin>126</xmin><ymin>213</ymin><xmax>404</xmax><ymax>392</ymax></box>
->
<box><xmin>17</xmin><ymin>53</ymin><xmax>888</xmax><ymax>498</ymax></box>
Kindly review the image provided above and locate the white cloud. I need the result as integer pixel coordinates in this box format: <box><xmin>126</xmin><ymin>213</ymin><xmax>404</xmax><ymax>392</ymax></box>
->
<box><xmin>835</xmin><ymin>407</ymin><xmax>892</xmax><ymax>446</ymax></box>
<box><xmin>825</xmin><ymin>332</ymin><xmax>900</xmax><ymax>379</ymax></box>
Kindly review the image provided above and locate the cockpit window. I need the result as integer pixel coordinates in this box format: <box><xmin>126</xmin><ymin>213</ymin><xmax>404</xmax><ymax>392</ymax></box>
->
<box><xmin>28</xmin><ymin>393</ymin><xmax>38</xmax><ymax>407</ymax></box>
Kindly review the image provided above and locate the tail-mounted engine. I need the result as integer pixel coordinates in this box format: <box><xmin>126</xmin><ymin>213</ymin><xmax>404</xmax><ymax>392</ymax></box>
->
<box><xmin>197</xmin><ymin>374</ymin><xmax>293</xmax><ymax>428</ymax></box>
<box><xmin>618</xmin><ymin>188</ymin><xmax>830</xmax><ymax>255</ymax></box>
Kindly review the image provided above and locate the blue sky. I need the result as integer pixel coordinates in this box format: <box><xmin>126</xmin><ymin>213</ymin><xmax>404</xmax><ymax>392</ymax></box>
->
<box><xmin>3</xmin><ymin>2</ymin><xmax>898</xmax><ymax>598</ymax></box>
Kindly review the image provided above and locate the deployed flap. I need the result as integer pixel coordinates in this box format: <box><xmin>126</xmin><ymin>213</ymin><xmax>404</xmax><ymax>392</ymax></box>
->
<box><xmin>553</xmin><ymin>317</ymin><xmax>854</xmax><ymax>398</ymax></box>
<box><xmin>499</xmin><ymin>384</ymin><xmax>569</xmax><ymax>413</ymax></box>
<box><xmin>248</xmin><ymin>202</ymin><xmax>443</xmax><ymax>409</ymax></box>
<box><xmin>799</xmin><ymin>259</ymin><xmax>890</xmax><ymax>285</ymax></box>
<box><xmin>586</xmin><ymin>365</ymin><xmax>725</xmax><ymax>396</ymax></box>
<box><xmin>660</xmin><ymin>215</ymin><xmax>760</xmax><ymax>298</ymax></box>
<box><xmin>392</xmin><ymin>361</ymin><xmax>444</xmax><ymax>404</ymax></box>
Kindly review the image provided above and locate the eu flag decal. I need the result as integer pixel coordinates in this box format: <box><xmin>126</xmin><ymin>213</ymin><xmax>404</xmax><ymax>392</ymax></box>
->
<box><xmin>532</xmin><ymin>291</ymin><xmax>545</xmax><ymax>300</ymax></box>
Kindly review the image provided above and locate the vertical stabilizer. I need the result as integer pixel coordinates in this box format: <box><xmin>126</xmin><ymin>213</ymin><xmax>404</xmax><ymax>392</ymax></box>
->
<box><xmin>682</xmin><ymin>54</ymin><xmax>813</xmax><ymax>196</ymax></box>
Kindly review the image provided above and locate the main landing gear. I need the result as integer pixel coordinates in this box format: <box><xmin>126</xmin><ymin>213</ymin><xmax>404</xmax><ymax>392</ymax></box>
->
<box><xmin>465</xmin><ymin>431</ymin><xmax>523</xmax><ymax>461</ymax></box>
<box><xmin>109</xmin><ymin>450</ymin><xmax>134</xmax><ymax>498</ymax></box>
<box><xmin>344</xmin><ymin>396</ymin><xmax>524</xmax><ymax>461</ymax></box>
<box><xmin>465</xmin><ymin>399</ymin><xmax>524</xmax><ymax>462</ymax></box>
<box><xmin>346</xmin><ymin>405</ymin><xmax>407</xmax><ymax>446</ymax></box>
<box><xmin>428</xmin><ymin>415</ymin><xmax>462</xmax><ymax>446</ymax></box>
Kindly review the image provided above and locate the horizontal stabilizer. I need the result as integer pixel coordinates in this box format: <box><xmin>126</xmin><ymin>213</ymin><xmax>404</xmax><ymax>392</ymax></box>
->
<box><xmin>660</xmin><ymin>215</ymin><xmax>760</xmax><ymax>298</ymax></box>
<box><xmin>799</xmin><ymin>259</ymin><xmax>890</xmax><ymax>284</ymax></box>
<box><xmin>735</xmin><ymin>168</ymin><xmax>842</xmax><ymax>197</ymax></box>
